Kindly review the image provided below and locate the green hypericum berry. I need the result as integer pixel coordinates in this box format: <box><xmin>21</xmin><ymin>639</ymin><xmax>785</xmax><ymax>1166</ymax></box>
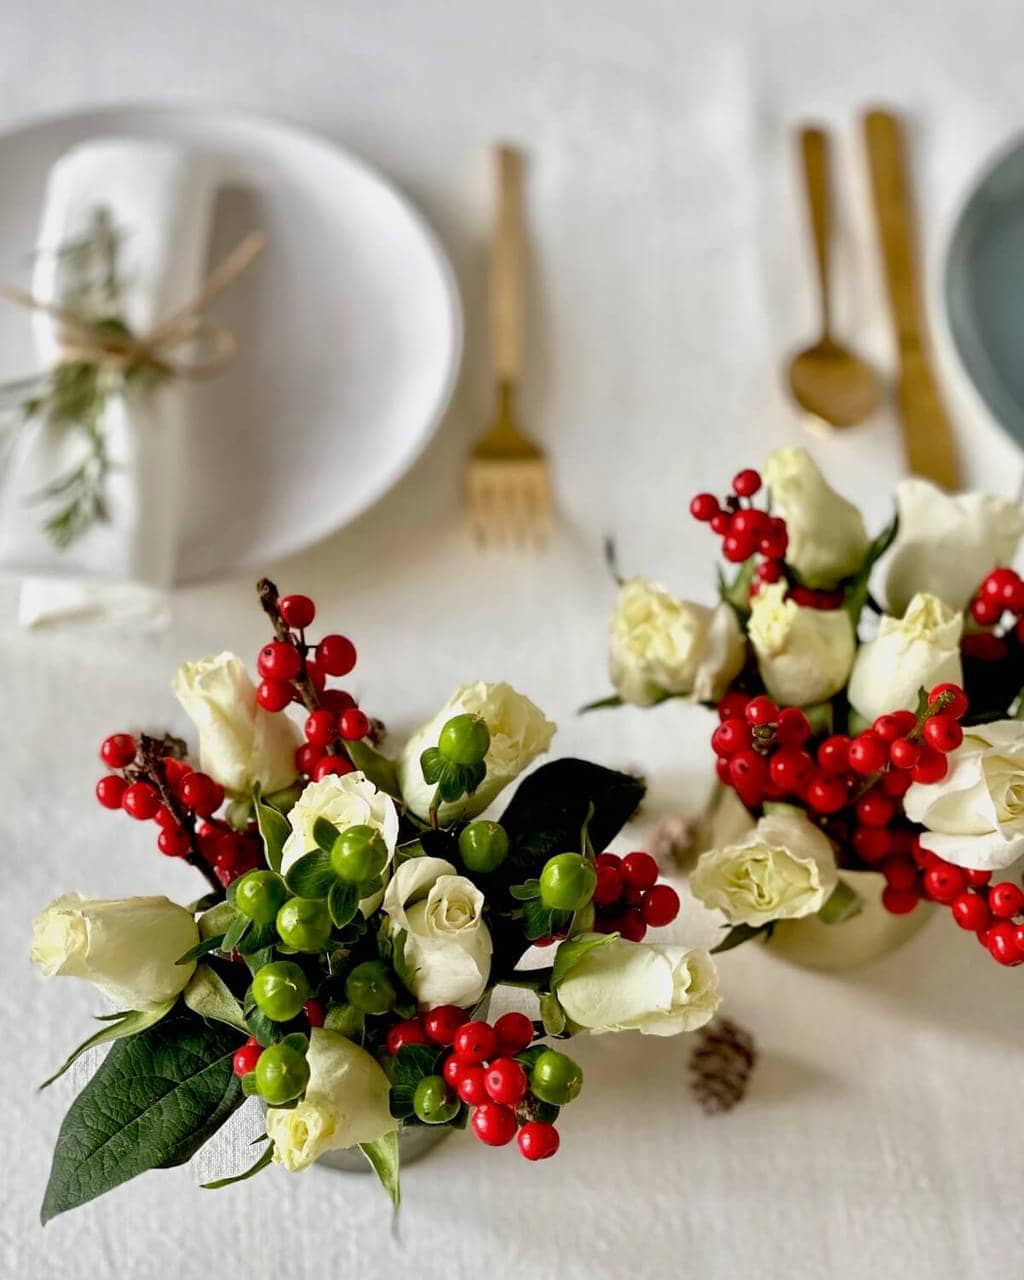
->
<box><xmin>276</xmin><ymin>896</ymin><xmax>333</xmax><ymax>952</ymax></box>
<box><xmin>539</xmin><ymin>853</ymin><xmax>597</xmax><ymax>912</ymax></box>
<box><xmin>458</xmin><ymin>820</ymin><xmax>509</xmax><ymax>873</ymax></box>
<box><xmin>344</xmin><ymin>960</ymin><xmax>397</xmax><ymax>1015</ymax></box>
<box><xmin>255</xmin><ymin>1039</ymin><xmax>310</xmax><ymax>1105</ymax></box>
<box><xmin>413</xmin><ymin>1074</ymin><xmax>459</xmax><ymax>1124</ymax></box>
<box><xmin>251</xmin><ymin>961</ymin><xmax>310</xmax><ymax>1022</ymax></box>
<box><xmin>530</xmin><ymin>1049</ymin><xmax>583</xmax><ymax>1106</ymax></box>
<box><xmin>437</xmin><ymin>714</ymin><xmax>491</xmax><ymax>766</ymax></box>
<box><xmin>330</xmin><ymin>824</ymin><xmax>389</xmax><ymax>884</ymax></box>
<box><xmin>234</xmin><ymin>870</ymin><xmax>289</xmax><ymax>925</ymax></box>
<box><xmin>325</xmin><ymin>1002</ymin><xmax>364</xmax><ymax>1039</ymax></box>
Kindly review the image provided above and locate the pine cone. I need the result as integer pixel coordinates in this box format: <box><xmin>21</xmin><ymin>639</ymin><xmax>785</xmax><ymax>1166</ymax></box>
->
<box><xmin>689</xmin><ymin>1017</ymin><xmax>756</xmax><ymax>1114</ymax></box>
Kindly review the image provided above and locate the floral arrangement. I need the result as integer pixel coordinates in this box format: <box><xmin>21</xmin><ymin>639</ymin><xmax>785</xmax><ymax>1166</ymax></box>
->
<box><xmin>599</xmin><ymin>447</ymin><xmax>1024</xmax><ymax>966</ymax></box>
<box><xmin>33</xmin><ymin>579</ymin><xmax>719</xmax><ymax>1222</ymax></box>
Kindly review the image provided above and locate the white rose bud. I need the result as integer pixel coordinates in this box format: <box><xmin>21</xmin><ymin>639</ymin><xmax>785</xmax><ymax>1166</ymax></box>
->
<box><xmin>904</xmin><ymin>720</ymin><xmax>1024</xmax><ymax>870</ymax></box>
<box><xmin>281</xmin><ymin>772</ymin><xmax>399</xmax><ymax>869</ymax></box>
<box><xmin>382</xmin><ymin>857</ymin><xmax>492</xmax><ymax>1009</ymax></box>
<box><xmin>396</xmin><ymin>682</ymin><xmax>555</xmax><ymax>824</ymax></box>
<box><xmin>608</xmin><ymin>577</ymin><xmax>745</xmax><ymax>706</ymax></box>
<box><xmin>763</xmin><ymin>446</ymin><xmax>869</xmax><ymax>588</ymax></box>
<box><xmin>173</xmin><ymin>652</ymin><xmax>301</xmax><ymax>798</ymax></box>
<box><xmin>31</xmin><ymin>894</ymin><xmax>199</xmax><ymax>1011</ymax></box>
<box><xmin>747</xmin><ymin>582</ymin><xmax>855</xmax><ymax>707</ymax></box>
<box><xmin>885</xmin><ymin>479</ymin><xmax>1024</xmax><ymax>615</ymax></box>
<box><xmin>690</xmin><ymin>810</ymin><xmax>838</xmax><ymax>926</ymax></box>
<box><xmin>556</xmin><ymin>937</ymin><xmax>720</xmax><ymax>1036</ymax></box>
<box><xmin>848</xmin><ymin>593</ymin><xmax>963</xmax><ymax>723</ymax></box>
<box><xmin>267</xmin><ymin>1028</ymin><xmax>396</xmax><ymax>1171</ymax></box>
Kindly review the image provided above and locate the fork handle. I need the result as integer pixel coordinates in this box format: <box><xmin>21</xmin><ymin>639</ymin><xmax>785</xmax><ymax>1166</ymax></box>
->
<box><xmin>491</xmin><ymin>145</ymin><xmax>524</xmax><ymax>383</ymax></box>
<box><xmin>799</xmin><ymin>127</ymin><xmax>833</xmax><ymax>338</ymax></box>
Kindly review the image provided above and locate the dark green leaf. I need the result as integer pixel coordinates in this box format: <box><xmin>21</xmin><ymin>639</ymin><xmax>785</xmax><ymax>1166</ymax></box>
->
<box><xmin>551</xmin><ymin>933</ymin><xmax>616</xmax><ymax>988</ymax></box>
<box><xmin>389</xmin><ymin>1044</ymin><xmax>441</xmax><ymax>1119</ymax></box>
<box><xmin>710</xmin><ymin>921</ymin><xmax>774</xmax><ymax>954</ymax></box>
<box><xmin>391</xmin><ymin>930</ymin><xmax>415</xmax><ymax>991</ymax></box>
<box><xmin>242</xmin><ymin>989</ymin><xmax>279</xmax><ymax>1047</ymax></box>
<box><xmin>509</xmin><ymin>879</ymin><xmax>541</xmax><ymax>902</ymax></box>
<box><xmin>222</xmin><ymin>912</ymin><xmax>251</xmax><ymax>953</ymax></box>
<box><xmin>579</xmin><ymin>694</ymin><xmax>625</xmax><ymax>713</ymax></box>
<box><xmin>539</xmin><ymin>993</ymin><xmax>566</xmax><ymax>1035</ymax></box>
<box><xmin>844</xmin><ymin>511</ymin><xmax>898</xmax><ymax>629</ymax></box>
<box><xmin>313</xmin><ymin>816</ymin><xmax>340</xmax><ymax>853</ymax></box>
<box><xmin>253</xmin><ymin>784</ymin><xmax>292</xmax><ymax>873</ymax></box>
<box><xmin>175</xmin><ymin>935</ymin><xmax>225</xmax><ymax>966</ymax></box>
<box><xmin>346</xmin><ymin>739</ymin><xmax>401</xmax><ymax>799</ymax></box>
<box><xmin>41</xmin><ymin>1015</ymin><xmax>243</xmax><ymax>1223</ymax></box>
<box><xmin>235</xmin><ymin>919</ymin><xmax>277</xmax><ymax>957</ymax></box>
<box><xmin>359</xmin><ymin>1131</ymin><xmax>400</xmax><ymax>1208</ymax></box>
<box><xmin>718</xmin><ymin>558</ymin><xmax>758</xmax><ymax>616</ymax></box>
<box><xmin>39</xmin><ymin>1000</ymin><xmax>177</xmax><ymax>1090</ymax></box>
<box><xmin>243</xmin><ymin>946</ymin><xmax>275</xmax><ymax>976</ymax></box>
<box><xmin>522</xmin><ymin>899</ymin><xmax>564</xmax><ymax>942</ymax></box>
<box><xmin>328</xmin><ymin>880</ymin><xmax>359</xmax><ymax>928</ymax></box>
<box><xmin>201</xmin><ymin>1142</ymin><xmax>274</xmax><ymax>1189</ymax></box>
<box><xmin>285</xmin><ymin>849</ymin><xmax>335</xmax><ymax>899</ymax></box>
<box><xmin>420</xmin><ymin>747</ymin><xmax>445</xmax><ymax>785</ymax></box>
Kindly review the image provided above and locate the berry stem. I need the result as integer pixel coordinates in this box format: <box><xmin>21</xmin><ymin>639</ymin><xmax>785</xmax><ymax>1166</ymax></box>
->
<box><xmin>257</xmin><ymin>577</ymin><xmax>322</xmax><ymax>714</ymax></box>
<box><xmin>133</xmin><ymin>733</ymin><xmax>222</xmax><ymax>895</ymax></box>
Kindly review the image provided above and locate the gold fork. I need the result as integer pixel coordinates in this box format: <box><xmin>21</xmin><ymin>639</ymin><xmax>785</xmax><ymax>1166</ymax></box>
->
<box><xmin>466</xmin><ymin>145</ymin><xmax>552</xmax><ymax>549</ymax></box>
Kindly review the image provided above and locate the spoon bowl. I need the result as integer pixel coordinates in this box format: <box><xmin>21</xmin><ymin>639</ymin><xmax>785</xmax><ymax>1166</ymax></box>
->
<box><xmin>787</xmin><ymin>337</ymin><xmax>884</xmax><ymax>428</ymax></box>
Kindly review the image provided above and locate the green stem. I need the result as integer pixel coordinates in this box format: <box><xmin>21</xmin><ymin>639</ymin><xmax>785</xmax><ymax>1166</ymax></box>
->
<box><xmin>502</xmin><ymin>967</ymin><xmax>554</xmax><ymax>991</ymax></box>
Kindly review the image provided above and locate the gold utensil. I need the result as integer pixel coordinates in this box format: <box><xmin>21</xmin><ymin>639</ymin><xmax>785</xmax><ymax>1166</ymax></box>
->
<box><xmin>466</xmin><ymin>145</ymin><xmax>552</xmax><ymax>549</ymax></box>
<box><xmin>787</xmin><ymin>126</ymin><xmax>883</xmax><ymax>428</ymax></box>
<box><xmin>863</xmin><ymin>108</ymin><xmax>960</xmax><ymax>489</ymax></box>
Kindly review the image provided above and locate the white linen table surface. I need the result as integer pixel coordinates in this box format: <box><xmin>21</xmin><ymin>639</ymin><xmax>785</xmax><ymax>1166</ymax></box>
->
<box><xmin>2</xmin><ymin>3</ymin><xmax>1023</xmax><ymax>1278</ymax></box>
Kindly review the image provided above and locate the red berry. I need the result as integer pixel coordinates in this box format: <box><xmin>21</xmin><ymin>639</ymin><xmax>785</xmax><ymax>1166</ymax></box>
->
<box><xmin>320</xmin><ymin>688</ymin><xmax>356</xmax><ymax>715</ymax></box>
<box><xmin>775</xmin><ymin>707</ymin><xmax>810</xmax><ymax>747</ymax></box>
<box><xmin>817</xmin><ymin>736</ymin><xmax>851</xmax><ymax>775</ymax></box>
<box><xmin>757</xmin><ymin>558</ymin><xmax>783</xmax><ymax>583</ymax></box>
<box><xmin>769</xmin><ymin>748</ymin><xmax>815</xmax><ymax>794</ymax></box>
<box><xmin>966</xmin><ymin>868</ymin><xmax>992</xmax><ymax>887</ymax></box>
<box><xmin>423</xmin><ymin>1005</ymin><xmax>469</xmax><ymax>1046</ymax></box>
<box><xmin>621</xmin><ymin>852</ymin><xmax>658</xmax><ymax>892</ymax></box>
<box><xmin>457</xmin><ymin>1066</ymin><xmax>489</xmax><ymax>1105</ymax></box>
<box><xmin>882</xmin><ymin>856</ymin><xmax>918</xmax><ymax>891</ymax></box>
<box><xmin>730</xmin><ymin>510</ymin><xmax>762</xmax><ymax>538</ymax></box>
<box><xmin>981</xmin><ymin>567</ymin><xmax>1017</xmax><ymax>599</ymax></box>
<box><xmin>928</xmin><ymin>683</ymin><xmax>968</xmax><ymax>719</ymax></box>
<box><xmin>971</xmin><ymin>595</ymin><xmax>1003</xmax><ymax>626</ymax></box>
<box><xmin>157</xmin><ymin>825</ymin><xmax>191</xmax><ymax>857</ymax></box>
<box><xmin>316</xmin><ymin>634</ymin><xmax>357</xmax><ymax>677</ymax></box>
<box><xmin>848</xmin><ymin>732</ymin><xmax>887</xmax><ymax>775</ymax></box>
<box><xmin>295</xmin><ymin>742</ymin><xmax>325</xmax><ymax>775</ymax></box>
<box><xmin>889</xmin><ymin>738</ymin><xmax>920</xmax><ymax>770</ymax></box>
<box><xmin>303</xmin><ymin>999</ymin><xmax>326</xmax><ymax>1028</ymax></box>
<box><xmin>443</xmin><ymin>1054</ymin><xmax>465</xmax><ymax>1088</ymax></box>
<box><xmin>985</xmin><ymin>921</ymin><xmax>1024</xmax><ymax>966</ymax></box>
<box><xmin>386</xmin><ymin>1018</ymin><xmax>427</xmax><ymax>1054</ymax></box>
<box><xmin>641</xmin><ymin>884</ymin><xmax>680</xmax><ymax>927</ymax></box>
<box><xmin>233</xmin><ymin>1043</ymin><xmax>262</xmax><ymax>1077</ymax></box>
<box><xmin>962</xmin><ymin>633</ymin><xmax>1008</xmax><ymax>662</ymax></box>
<box><xmin>728</xmin><ymin>749</ymin><xmax>768</xmax><ymax>805</ymax></box>
<box><xmin>471</xmin><ymin>1102</ymin><xmax>518</xmax><ymax>1147</ymax></box>
<box><xmin>518</xmin><ymin>1121</ymin><xmax>560</xmax><ymax>1161</ymax></box>
<box><xmin>911</xmin><ymin>747</ymin><xmax>948</xmax><ymax>785</ymax></box>
<box><xmin>923</xmin><ymin>715</ymin><xmax>963</xmax><ymax>754</ymax></box>
<box><xmin>952</xmin><ymin>892</ymin><xmax>992</xmax><ymax>932</ymax></box>
<box><xmin>723</xmin><ymin>531</ymin><xmax>756</xmax><ymax>563</ymax></box>
<box><xmin>180</xmin><ymin>772</ymin><xmax>220</xmax><ymax>817</ymax></box>
<box><xmin>689</xmin><ymin>493</ymin><xmax>720</xmax><ymax>522</ymax></box>
<box><xmin>304</xmin><ymin>660</ymin><xmax>327</xmax><ymax>694</ymax></box>
<box><xmin>278</xmin><ymin>594</ymin><xmax>315</xmax><ymax>629</ymax></box>
<box><xmin>882</xmin><ymin>769</ymin><xmax>912</xmax><ymax>798</ymax></box>
<box><xmin>122</xmin><ymin>781</ymin><xmax>160</xmax><ymax>820</ymax></box>
<box><xmin>595</xmin><ymin>851</ymin><xmax>622</xmax><ymax>870</ymax></box>
<box><xmin>1003</xmin><ymin>575</ymin><xmax>1024</xmax><ymax>613</ymax></box>
<box><xmin>312</xmin><ymin>755</ymin><xmax>354</xmax><ymax>781</ymax></box>
<box><xmin>717</xmin><ymin>692</ymin><xmax>750</xmax><ymax>722</ymax></box>
<box><xmin>593</xmin><ymin>862</ymin><xmax>624</xmax><ymax>906</ymax></box>
<box><xmin>732</xmin><ymin>468</ymin><xmax>761</xmax><ymax>497</ymax></box>
<box><xmin>256</xmin><ymin>678</ymin><xmax>292</xmax><ymax>712</ymax></box>
<box><xmin>304</xmin><ymin>709</ymin><xmax>337</xmax><ymax>746</ymax></box>
<box><xmin>882</xmin><ymin>886</ymin><xmax>919</xmax><ymax>915</ymax></box>
<box><xmin>453</xmin><ymin>1020</ymin><xmax>497</xmax><ymax>1065</ymax></box>
<box><xmin>923</xmin><ymin>862</ymin><xmax>967</xmax><ymax>903</ymax></box>
<box><xmin>710</xmin><ymin>512</ymin><xmax>732</xmax><ymax>536</ymax></box>
<box><xmin>805</xmin><ymin>773</ymin><xmax>848</xmax><ymax>814</ymax></box>
<box><xmin>856</xmin><ymin>789</ymin><xmax>895</xmax><ymax>828</ymax></box>
<box><xmin>339</xmin><ymin>708</ymin><xmax>371</xmax><ymax>741</ymax></box>
<box><xmin>715</xmin><ymin>756</ymin><xmax>732</xmax><ymax>785</ymax></box>
<box><xmin>96</xmin><ymin>774</ymin><xmax>128</xmax><ymax>809</ymax></box>
<box><xmin>711</xmin><ymin>717</ymin><xmax>751</xmax><ymax>757</ymax></box>
<box><xmin>619</xmin><ymin>907</ymin><xmax>648</xmax><ymax>942</ymax></box>
<box><xmin>494</xmin><ymin>1011</ymin><xmax>534</xmax><ymax>1056</ymax></box>
<box><xmin>759</xmin><ymin>526</ymin><xmax>789</xmax><ymax>560</ymax></box>
<box><xmin>257</xmin><ymin>640</ymin><xmax>301</xmax><ymax>682</ymax></box>
<box><xmin>745</xmin><ymin>695</ymin><xmax>778</xmax><ymax>727</ymax></box>
<box><xmin>484</xmin><ymin>1057</ymin><xmax>528</xmax><ymax>1105</ymax></box>
<box><xmin>853</xmin><ymin>826</ymin><xmax>891</xmax><ymax>864</ymax></box>
<box><xmin>100</xmin><ymin>733</ymin><xmax>136</xmax><ymax>768</ymax></box>
<box><xmin>988</xmin><ymin>881</ymin><xmax>1024</xmax><ymax>919</ymax></box>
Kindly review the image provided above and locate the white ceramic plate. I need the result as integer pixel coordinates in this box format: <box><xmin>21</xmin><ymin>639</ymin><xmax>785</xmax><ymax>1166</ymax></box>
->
<box><xmin>0</xmin><ymin>106</ymin><xmax>462</xmax><ymax>580</ymax></box>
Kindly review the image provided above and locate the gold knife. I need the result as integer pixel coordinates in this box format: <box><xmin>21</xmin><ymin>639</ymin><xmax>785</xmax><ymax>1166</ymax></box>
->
<box><xmin>863</xmin><ymin>108</ymin><xmax>960</xmax><ymax>490</ymax></box>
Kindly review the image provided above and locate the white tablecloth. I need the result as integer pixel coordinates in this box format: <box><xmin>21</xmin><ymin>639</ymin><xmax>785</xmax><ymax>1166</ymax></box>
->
<box><xmin>3</xmin><ymin>3</ymin><xmax>1024</xmax><ymax>1278</ymax></box>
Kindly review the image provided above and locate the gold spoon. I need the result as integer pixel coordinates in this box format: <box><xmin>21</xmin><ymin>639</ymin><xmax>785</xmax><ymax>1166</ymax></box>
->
<box><xmin>787</xmin><ymin>126</ymin><xmax>883</xmax><ymax>428</ymax></box>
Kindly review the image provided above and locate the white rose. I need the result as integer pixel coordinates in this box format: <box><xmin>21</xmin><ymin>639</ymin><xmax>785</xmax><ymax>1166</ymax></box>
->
<box><xmin>904</xmin><ymin>720</ymin><xmax>1024</xmax><ymax>870</ymax></box>
<box><xmin>173</xmin><ymin>652</ymin><xmax>301</xmax><ymax>798</ymax></box>
<box><xmin>556</xmin><ymin>937</ymin><xmax>720</xmax><ymax>1036</ymax></box>
<box><xmin>31</xmin><ymin>894</ymin><xmax>198</xmax><ymax>1011</ymax></box>
<box><xmin>690</xmin><ymin>810</ymin><xmax>838</xmax><ymax>926</ymax></box>
<box><xmin>382</xmin><ymin>857</ymin><xmax>492</xmax><ymax>1008</ymax></box>
<box><xmin>396</xmin><ymin>682</ymin><xmax>555</xmax><ymax>823</ymax></box>
<box><xmin>885</xmin><ymin>479</ymin><xmax>1024</xmax><ymax>615</ymax></box>
<box><xmin>281</xmin><ymin>772</ymin><xmax>399</xmax><ymax>868</ymax></box>
<box><xmin>747</xmin><ymin>582</ymin><xmax>855</xmax><ymax>706</ymax></box>
<box><xmin>608</xmin><ymin>577</ymin><xmax>745</xmax><ymax>706</ymax></box>
<box><xmin>763</xmin><ymin>446</ymin><xmax>869</xmax><ymax>588</ymax></box>
<box><xmin>847</xmin><ymin>593</ymin><xmax>963</xmax><ymax>723</ymax></box>
<box><xmin>267</xmin><ymin>1028</ymin><xmax>396</xmax><ymax>1171</ymax></box>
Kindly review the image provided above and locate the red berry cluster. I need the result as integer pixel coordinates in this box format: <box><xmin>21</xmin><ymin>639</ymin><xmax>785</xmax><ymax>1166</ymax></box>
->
<box><xmin>965</xmin><ymin>567</ymin><xmax>1024</xmax><ymax>662</ymax></box>
<box><xmin>690</xmin><ymin>470</ymin><xmax>788</xmax><ymax>582</ymax></box>
<box><xmin>711</xmin><ymin>695</ymin><xmax>814</xmax><ymax>809</ymax></box>
<box><xmin>387</xmin><ymin>1006</ymin><xmax>561</xmax><ymax>1160</ymax></box>
<box><xmin>592</xmin><ymin>851</ymin><xmax>680</xmax><ymax>941</ymax></box>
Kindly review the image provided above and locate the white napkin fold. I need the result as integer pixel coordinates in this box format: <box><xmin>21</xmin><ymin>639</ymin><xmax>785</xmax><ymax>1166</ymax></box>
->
<box><xmin>0</xmin><ymin>138</ymin><xmax>218</xmax><ymax>627</ymax></box>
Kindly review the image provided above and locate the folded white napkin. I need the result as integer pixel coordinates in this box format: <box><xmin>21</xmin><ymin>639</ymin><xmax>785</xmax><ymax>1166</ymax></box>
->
<box><xmin>0</xmin><ymin>138</ymin><xmax>217</xmax><ymax>627</ymax></box>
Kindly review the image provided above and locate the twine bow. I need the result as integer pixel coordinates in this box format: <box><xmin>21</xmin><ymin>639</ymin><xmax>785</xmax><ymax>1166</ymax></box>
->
<box><xmin>0</xmin><ymin>230</ymin><xmax>266</xmax><ymax>380</ymax></box>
